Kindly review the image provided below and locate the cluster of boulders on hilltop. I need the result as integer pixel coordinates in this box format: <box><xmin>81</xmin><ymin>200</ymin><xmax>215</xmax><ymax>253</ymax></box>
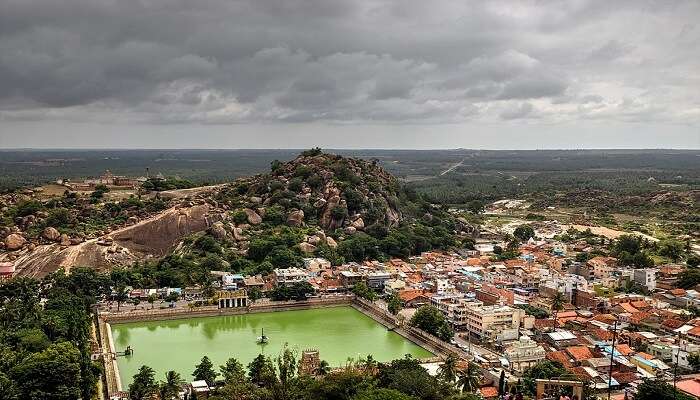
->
<box><xmin>216</xmin><ymin>152</ymin><xmax>404</xmax><ymax>236</ymax></box>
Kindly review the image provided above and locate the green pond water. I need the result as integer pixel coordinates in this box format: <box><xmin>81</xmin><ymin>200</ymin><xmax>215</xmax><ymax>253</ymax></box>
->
<box><xmin>112</xmin><ymin>306</ymin><xmax>433</xmax><ymax>387</ymax></box>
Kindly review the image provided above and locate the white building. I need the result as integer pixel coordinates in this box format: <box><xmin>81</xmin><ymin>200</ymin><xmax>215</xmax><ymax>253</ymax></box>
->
<box><xmin>465</xmin><ymin>304</ymin><xmax>525</xmax><ymax>342</ymax></box>
<box><xmin>504</xmin><ymin>336</ymin><xmax>547</xmax><ymax>372</ymax></box>
<box><xmin>634</xmin><ymin>268</ymin><xmax>657</xmax><ymax>291</ymax></box>
<box><xmin>273</xmin><ymin>268</ymin><xmax>308</xmax><ymax>286</ymax></box>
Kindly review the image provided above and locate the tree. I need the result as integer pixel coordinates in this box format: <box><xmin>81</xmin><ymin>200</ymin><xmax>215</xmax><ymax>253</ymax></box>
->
<box><xmin>317</xmin><ymin>360</ymin><xmax>331</xmax><ymax>376</ymax></box>
<box><xmin>147</xmin><ymin>294</ymin><xmax>157</xmax><ymax>309</ymax></box>
<box><xmin>361</xmin><ymin>355</ymin><xmax>378</xmax><ymax>375</ymax></box>
<box><xmin>0</xmin><ymin>372</ymin><xmax>19</xmax><ymax>400</ymax></box>
<box><xmin>456</xmin><ymin>362</ymin><xmax>481</xmax><ymax>393</ymax></box>
<box><xmin>521</xmin><ymin>361</ymin><xmax>571</xmax><ymax>396</ymax></box>
<box><xmin>114</xmin><ymin>284</ymin><xmax>129</xmax><ymax>312</ymax></box>
<box><xmin>352</xmin><ymin>282</ymin><xmax>377</xmax><ymax>301</ymax></box>
<box><xmin>377</xmin><ymin>355</ymin><xmax>455</xmax><ymax>400</ymax></box>
<box><xmin>498</xmin><ymin>370</ymin><xmax>506</xmax><ymax>396</ymax></box>
<box><xmin>513</xmin><ymin>225</ymin><xmax>535</xmax><ymax>242</ymax></box>
<box><xmin>220</xmin><ymin>357</ymin><xmax>246</xmax><ymax>383</ymax></box>
<box><xmin>276</xmin><ymin>344</ymin><xmax>297</xmax><ymax>398</ymax></box>
<box><xmin>658</xmin><ymin>239</ymin><xmax>686</xmax><ymax>262</ymax></box>
<box><xmin>353</xmin><ymin>388</ymin><xmax>417</xmax><ymax>400</ymax></box>
<box><xmin>636</xmin><ymin>378</ymin><xmax>694</xmax><ymax>400</ymax></box>
<box><xmin>129</xmin><ymin>365</ymin><xmax>157</xmax><ymax>400</ymax></box>
<box><xmin>409</xmin><ymin>305</ymin><xmax>454</xmax><ymax>341</ymax></box>
<box><xmin>10</xmin><ymin>342</ymin><xmax>83</xmax><ymax>400</ymax></box>
<box><xmin>192</xmin><ymin>356</ymin><xmax>218</xmax><ymax>386</ymax></box>
<box><xmin>247</xmin><ymin>287</ymin><xmax>263</xmax><ymax>302</ymax></box>
<box><xmin>466</xmin><ymin>200</ymin><xmax>484</xmax><ymax>215</ymax></box>
<box><xmin>438</xmin><ymin>354</ymin><xmax>458</xmax><ymax>383</ymax></box>
<box><xmin>551</xmin><ymin>291</ymin><xmax>566</xmax><ymax>322</ymax></box>
<box><xmin>387</xmin><ymin>293</ymin><xmax>402</xmax><ymax>315</ymax></box>
<box><xmin>677</xmin><ymin>268</ymin><xmax>700</xmax><ymax>289</ymax></box>
<box><xmin>159</xmin><ymin>370</ymin><xmax>184</xmax><ymax>400</ymax></box>
<box><xmin>688</xmin><ymin>353</ymin><xmax>700</xmax><ymax>372</ymax></box>
<box><xmin>248</xmin><ymin>354</ymin><xmax>277</xmax><ymax>388</ymax></box>
<box><xmin>301</xmin><ymin>147</ymin><xmax>323</xmax><ymax>157</ymax></box>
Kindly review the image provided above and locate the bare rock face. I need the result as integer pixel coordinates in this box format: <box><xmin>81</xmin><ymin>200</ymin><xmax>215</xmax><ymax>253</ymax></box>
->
<box><xmin>232</xmin><ymin>227</ymin><xmax>246</xmax><ymax>241</ymax></box>
<box><xmin>59</xmin><ymin>234</ymin><xmax>71</xmax><ymax>246</ymax></box>
<box><xmin>244</xmin><ymin>208</ymin><xmax>262</xmax><ymax>225</ymax></box>
<box><xmin>326</xmin><ymin>236</ymin><xmax>338</xmax><ymax>248</ymax></box>
<box><xmin>42</xmin><ymin>227</ymin><xmax>61</xmax><ymax>242</ymax></box>
<box><xmin>287</xmin><ymin>209</ymin><xmax>305</xmax><ymax>227</ymax></box>
<box><xmin>344</xmin><ymin>226</ymin><xmax>357</xmax><ymax>235</ymax></box>
<box><xmin>298</xmin><ymin>242</ymin><xmax>317</xmax><ymax>254</ymax></box>
<box><xmin>5</xmin><ymin>233</ymin><xmax>26</xmax><ymax>250</ymax></box>
<box><xmin>210</xmin><ymin>222</ymin><xmax>228</xmax><ymax>240</ymax></box>
<box><xmin>351</xmin><ymin>217</ymin><xmax>365</xmax><ymax>230</ymax></box>
<box><xmin>307</xmin><ymin>235</ymin><xmax>322</xmax><ymax>246</ymax></box>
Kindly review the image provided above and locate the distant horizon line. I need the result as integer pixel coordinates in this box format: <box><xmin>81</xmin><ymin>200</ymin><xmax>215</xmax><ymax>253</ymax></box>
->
<box><xmin>1</xmin><ymin>147</ymin><xmax>698</xmax><ymax>152</ymax></box>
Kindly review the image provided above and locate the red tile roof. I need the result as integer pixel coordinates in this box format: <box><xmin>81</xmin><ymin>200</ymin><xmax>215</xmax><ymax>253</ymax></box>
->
<box><xmin>479</xmin><ymin>386</ymin><xmax>499</xmax><ymax>398</ymax></box>
<box><xmin>547</xmin><ymin>351</ymin><xmax>573</xmax><ymax>368</ymax></box>
<box><xmin>566</xmin><ymin>346</ymin><xmax>595</xmax><ymax>361</ymax></box>
<box><xmin>618</xmin><ymin>303</ymin><xmax>640</xmax><ymax>314</ymax></box>
<box><xmin>676</xmin><ymin>378</ymin><xmax>700</xmax><ymax>398</ymax></box>
<box><xmin>612</xmin><ymin>372</ymin><xmax>639</xmax><ymax>385</ymax></box>
<box><xmin>615</xmin><ymin>344</ymin><xmax>635</xmax><ymax>356</ymax></box>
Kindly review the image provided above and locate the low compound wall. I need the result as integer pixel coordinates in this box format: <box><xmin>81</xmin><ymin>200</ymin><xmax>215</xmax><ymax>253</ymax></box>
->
<box><xmin>100</xmin><ymin>296</ymin><xmax>354</xmax><ymax>323</ymax></box>
<box><xmin>351</xmin><ymin>297</ymin><xmax>469</xmax><ymax>360</ymax></box>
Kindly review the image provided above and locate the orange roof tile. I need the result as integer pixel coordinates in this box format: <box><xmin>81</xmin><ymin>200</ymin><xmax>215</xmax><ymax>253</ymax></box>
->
<box><xmin>615</xmin><ymin>344</ymin><xmax>634</xmax><ymax>356</ymax></box>
<box><xmin>619</xmin><ymin>303</ymin><xmax>640</xmax><ymax>314</ymax></box>
<box><xmin>547</xmin><ymin>351</ymin><xmax>573</xmax><ymax>368</ymax></box>
<box><xmin>479</xmin><ymin>386</ymin><xmax>499</xmax><ymax>398</ymax></box>
<box><xmin>399</xmin><ymin>289</ymin><xmax>425</xmax><ymax>302</ymax></box>
<box><xmin>636</xmin><ymin>352</ymin><xmax>654</xmax><ymax>360</ymax></box>
<box><xmin>677</xmin><ymin>378</ymin><xmax>700</xmax><ymax>398</ymax></box>
<box><xmin>566</xmin><ymin>346</ymin><xmax>595</xmax><ymax>361</ymax></box>
<box><xmin>592</xmin><ymin>328</ymin><xmax>614</xmax><ymax>341</ymax></box>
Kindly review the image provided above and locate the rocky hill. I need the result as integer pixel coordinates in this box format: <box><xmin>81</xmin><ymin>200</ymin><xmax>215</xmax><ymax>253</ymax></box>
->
<box><xmin>1</xmin><ymin>150</ymin><xmax>476</xmax><ymax>279</ymax></box>
<box><xmin>215</xmin><ymin>149</ymin><xmax>404</xmax><ymax>234</ymax></box>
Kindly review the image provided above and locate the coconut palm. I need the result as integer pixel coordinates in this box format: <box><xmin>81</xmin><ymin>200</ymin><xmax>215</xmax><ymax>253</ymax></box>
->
<box><xmin>159</xmin><ymin>370</ymin><xmax>184</xmax><ymax>400</ymax></box>
<box><xmin>362</xmin><ymin>354</ymin><xmax>378</xmax><ymax>375</ymax></box>
<box><xmin>456</xmin><ymin>362</ymin><xmax>481</xmax><ymax>393</ymax></box>
<box><xmin>438</xmin><ymin>354</ymin><xmax>458</xmax><ymax>383</ymax></box>
<box><xmin>551</xmin><ymin>291</ymin><xmax>566</xmax><ymax>323</ymax></box>
<box><xmin>316</xmin><ymin>360</ymin><xmax>330</xmax><ymax>375</ymax></box>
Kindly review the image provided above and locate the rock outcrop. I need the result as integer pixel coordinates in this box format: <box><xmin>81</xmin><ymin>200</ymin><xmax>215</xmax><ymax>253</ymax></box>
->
<box><xmin>4</xmin><ymin>234</ymin><xmax>26</xmax><ymax>251</ymax></box>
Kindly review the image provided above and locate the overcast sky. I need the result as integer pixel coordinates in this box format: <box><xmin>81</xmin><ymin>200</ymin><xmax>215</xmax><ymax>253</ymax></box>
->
<box><xmin>0</xmin><ymin>0</ymin><xmax>698</xmax><ymax>149</ymax></box>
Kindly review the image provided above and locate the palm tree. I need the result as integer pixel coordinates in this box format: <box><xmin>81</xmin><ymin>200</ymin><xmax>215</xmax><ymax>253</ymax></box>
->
<box><xmin>456</xmin><ymin>362</ymin><xmax>481</xmax><ymax>393</ymax></box>
<box><xmin>551</xmin><ymin>291</ymin><xmax>566</xmax><ymax>323</ymax></box>
<box><xmin>159</xmin><ymin>371</ymin><xmax>184</xmax><ymax>400</ymax></box>
<box><xmin>438</xmin><ymin>354</ymin><xmax>458</xmax><ymax>383</ymax></box>
<box><xmin>362</xmin><ymin>354</ymin><xmax>378</xmax><ymax>375</ymax></box>
<box><xmin>316</xmin><ymin>360</ymin><xmax>330</xmax><ymax>376</ymax></box>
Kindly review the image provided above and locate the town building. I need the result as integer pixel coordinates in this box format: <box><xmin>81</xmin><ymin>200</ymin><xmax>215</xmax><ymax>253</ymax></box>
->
<box><xmin>465</xmin><ymin>304</ymin><xmax>524</xmax><ymax>342</ymax></box>
<box><xmin>273</xmin><ymin>268</ymin><xmax>308</xmax><ymax>286</ymax></box>
<box><xmin>217</xmin><ymin>289</ymin><xmax>248</xmax><ymax>309</ymax></box>
<box><xmin>505</xmin><ymin>336</ymin><xmax>547</xmax><ymax>372</ymax></box>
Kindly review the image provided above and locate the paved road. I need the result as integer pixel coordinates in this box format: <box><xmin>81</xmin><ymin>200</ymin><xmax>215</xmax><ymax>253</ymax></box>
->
<box><xmin>454</xmin><ymin>334</ymin><xmax>502</xmax><ymax>363</ymax></box>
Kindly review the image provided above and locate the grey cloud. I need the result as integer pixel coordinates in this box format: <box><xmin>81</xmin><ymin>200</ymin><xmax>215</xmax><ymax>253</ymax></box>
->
<box><xmin>0</xmin><ymin>0</ymin><xmax>697</xmax><ymax>132</ymax></box>
<box><xmin>500</xmin><ymin>102</ymin><xmax>534</xmax><ymax>120</ymax></box>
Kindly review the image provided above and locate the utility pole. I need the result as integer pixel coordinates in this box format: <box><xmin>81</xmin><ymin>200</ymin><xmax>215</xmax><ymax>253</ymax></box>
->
<box><xmin>674</xmin><ymin>331</ymin><xmax>682</xmax><ymax>400</ymax></box>
<box><xmin>607</xmin><ymin>320</ymin><xmax>618</xmax><ymax>400</ymax></box>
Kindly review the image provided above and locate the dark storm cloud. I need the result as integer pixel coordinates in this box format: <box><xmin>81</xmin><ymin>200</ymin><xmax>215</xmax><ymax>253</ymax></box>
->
<box><xmin>0</xmin><ymin>0</ymin><xmax>698</xmax><ymax>135</ymax></box>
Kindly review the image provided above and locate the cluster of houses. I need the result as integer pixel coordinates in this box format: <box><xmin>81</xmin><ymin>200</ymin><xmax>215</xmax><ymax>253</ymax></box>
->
<box><xmin>107</xmin><ymin>229</ymin><xmax>700</xmax><ymax>399</ymax></box>
<box><xmin>201</xmin><ymin>232</ymin><xmax>699</xmax><ymax>399</ymax></box>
